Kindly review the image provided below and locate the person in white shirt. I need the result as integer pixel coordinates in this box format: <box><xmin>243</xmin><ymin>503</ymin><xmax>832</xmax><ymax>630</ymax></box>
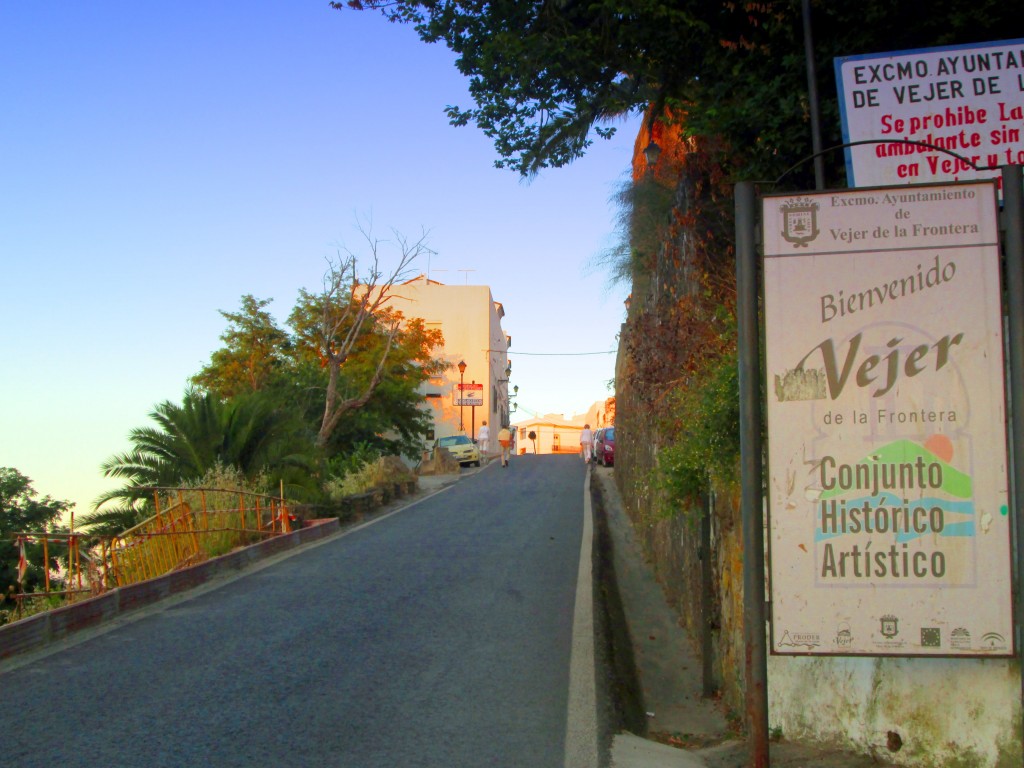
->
<box><xmin>478</xmin><ymin>421</ymin><xmax>490</xmax><ymax>457</ymax></box>
<box><xmin>580</xmin><ymin>424</ymin><xmax>593</xmax><ymax>463</ymax></box>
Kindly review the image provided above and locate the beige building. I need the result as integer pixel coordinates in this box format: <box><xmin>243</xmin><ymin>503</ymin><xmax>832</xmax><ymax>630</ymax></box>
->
<box><xmin>384</xmin><ymin>275</ymin><xmax>511</xmax><ymax>448</ymax></box>
<box><xmin>512</xmin><ymin>399</ymin><xmax>614</xmax><ymax>455</ymax></box>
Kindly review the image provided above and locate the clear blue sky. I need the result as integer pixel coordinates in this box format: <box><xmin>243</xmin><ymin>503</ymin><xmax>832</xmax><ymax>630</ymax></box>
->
<box><xmin>0</xmin><ymin>2</ymin><xmax>641</xmax><ymax>514</ymax></box>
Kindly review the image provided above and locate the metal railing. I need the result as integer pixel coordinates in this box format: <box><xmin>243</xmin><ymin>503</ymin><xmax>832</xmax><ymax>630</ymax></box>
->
<box><xmin>5</xmin><ymin>487</ymin><xmax>294</xmax><ymax>621</ymax></box>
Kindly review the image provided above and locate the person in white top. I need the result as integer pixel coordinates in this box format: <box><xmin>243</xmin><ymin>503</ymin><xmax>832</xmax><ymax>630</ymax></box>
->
<box><xmin>477</xmin><ymin>421</ymin><xmax>490</xmax><ymax>457</ymax></box>
<box><xmin>580</xmin><ymin>424</ymin><xmax>593</xmax><ymax>463</ymax></box>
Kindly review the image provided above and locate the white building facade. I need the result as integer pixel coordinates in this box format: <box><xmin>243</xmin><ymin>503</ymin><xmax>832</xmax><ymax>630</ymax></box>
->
<box><xmin>384</xmin><ymin>276</ymin><xmax>512</xmax><ymax>448</ymax></box>
<box><xmin>512</xmin><ymin>399</ymin><xmax>614</xmax><ymax>455</ymax></box>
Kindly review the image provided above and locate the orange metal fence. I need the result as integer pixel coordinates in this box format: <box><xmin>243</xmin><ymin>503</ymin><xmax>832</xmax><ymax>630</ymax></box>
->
<box><xmin>5</xmin><ymin>487</ymin><xmax>293</xmax><ymax>621</ymax></box>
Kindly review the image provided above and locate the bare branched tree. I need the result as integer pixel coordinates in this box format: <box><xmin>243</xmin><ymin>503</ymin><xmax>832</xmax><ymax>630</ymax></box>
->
<box><xmin>310</xmin><ymin>222</ymin><xmax>432</xmax><ymax>449</ymax></box>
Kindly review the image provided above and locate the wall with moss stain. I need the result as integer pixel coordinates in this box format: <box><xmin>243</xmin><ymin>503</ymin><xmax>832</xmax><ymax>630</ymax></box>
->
<box><xmin>767</xmin><ymin>655</ymin><xmax>1020</xmax><ymax>766</ymax></box>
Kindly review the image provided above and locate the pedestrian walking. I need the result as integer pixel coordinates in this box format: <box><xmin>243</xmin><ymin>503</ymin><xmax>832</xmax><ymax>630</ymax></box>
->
<box><xmin>478</xmin><ymin>420</ymin><xmax>490</xmax><ymax>457</ymax></box>
<box><xmin>497</xmin><ymin>426</ymin><xmax>511</xmax><ymax>467</ymax></box>
<box><xmin>580</xmin><ymin>423</ymin><xmax>593</xmax><ymax>463</ymax></box>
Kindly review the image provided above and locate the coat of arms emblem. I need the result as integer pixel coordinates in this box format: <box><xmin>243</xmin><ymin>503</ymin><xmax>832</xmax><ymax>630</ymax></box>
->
<box><xmin>780</xmin><ymin>197</ymin><xmax>819</xmax><ymax>247</ymax></box>
<box><xmin>880</xmin><ymin>614</ymin><xmax>900</xmax><ymax>639</ymax></box>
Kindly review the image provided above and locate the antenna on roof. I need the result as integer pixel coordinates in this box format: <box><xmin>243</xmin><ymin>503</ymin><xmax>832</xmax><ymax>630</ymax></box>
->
<box><xmin>458</xmin><ymin>269</ymin><xmax>476</xmax><ymax>284</ymax></box>
<box><xmin>426</xmin><ymin>253</ymin><xmax>445</xmax><ymax>283</ymax></box>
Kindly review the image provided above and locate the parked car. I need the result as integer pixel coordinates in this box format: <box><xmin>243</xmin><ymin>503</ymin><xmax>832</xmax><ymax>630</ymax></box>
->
<box><xmin>434</xmin><ymin>434</ymin><xmax>481</xmax><ymax>467</ymax></box>
<box><xmin>593</xmin><ymin>426</ymin><xmax>615</xmax><ymax>466</ymax></box>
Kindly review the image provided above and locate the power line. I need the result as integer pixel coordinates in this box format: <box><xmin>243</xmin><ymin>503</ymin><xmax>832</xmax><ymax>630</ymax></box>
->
<box><xmin>507</xmin><ymin>350</ymin><xmax>615</xmax><ymax>356</ymax></box>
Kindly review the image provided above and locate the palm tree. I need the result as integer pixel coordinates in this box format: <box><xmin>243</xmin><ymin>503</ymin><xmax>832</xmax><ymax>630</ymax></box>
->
<box><xmin>83</xmin><ymin>389</ymin><xmax>311</xmax><ymax>532</ymax></box>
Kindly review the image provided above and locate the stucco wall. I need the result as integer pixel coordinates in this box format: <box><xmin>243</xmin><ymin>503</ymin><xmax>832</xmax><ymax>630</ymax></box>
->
<box><xmin>768</xmin><ymin>655</ymin><xmax>1021</xmax><ymax>766</ymax></box>
<box><xmin>513</xmin><ymin>422</ymin><xmax>583</xmax><ymax>454</ymax></box>
<box><xmin>383</xmin><ymin>278</ymin><xmax>509</xmax><ymax>441</ymax></box>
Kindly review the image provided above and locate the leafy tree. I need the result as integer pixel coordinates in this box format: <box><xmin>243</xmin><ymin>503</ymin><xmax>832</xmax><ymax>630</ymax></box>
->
<box><xmin>315</xmin><ymin>315</ymin><xmax>445</xmax><ymax>458</ymax></box>
<box><xmin>188</xmin><ymin>236</ymin><xmax>443</xmax><ymax>483</ymax></box>
<box><xmin>192</xmin><ymin>295</ymin><xmax>291</xmax><ymax>398</ymax></box>
<box><xmin>338</xmin><ymin>1</ymin><xmax>1016</xmax><ymax>182</ymax></box>
<box><xmin>88</xmin><ymin>389</ymin><xmax>310</xmax><ymax>523</ymax></box>
<box><xmin>0</xmin><ymin>468</ymin><xmax>71</xmax><ymax>606</ymax></box>
<box><xmin>287</xmin><ymin>224</ymin><xmax>432</xmax><ymax>449</ymax></box>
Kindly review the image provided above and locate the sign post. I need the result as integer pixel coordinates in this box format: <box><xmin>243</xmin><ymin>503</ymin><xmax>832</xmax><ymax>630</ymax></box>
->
<box><xmin>762</xmin><ymin>180</ymin><xmax>1014</xmax><ymax>657</ymax></box>
<box><xmin>455</xmin><ymin>382</ymin><xmax>484</xmax><ymax>435</ymax></box>
<box><xmin>1001</xmin><ymin>163</ymin><xmax>1024</xmax><ymax>749</ymax></box>
<box><xmin>735</xmin><ymin>181</ymin><xmax>770</xmax><ymax>766</ymax></box>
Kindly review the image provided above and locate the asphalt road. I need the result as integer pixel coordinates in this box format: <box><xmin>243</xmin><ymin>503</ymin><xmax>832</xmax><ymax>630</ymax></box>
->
<box><xmin>0</xmin><ymin>455</ymin><xmax>590</xmax><ymax>768</ymax></box>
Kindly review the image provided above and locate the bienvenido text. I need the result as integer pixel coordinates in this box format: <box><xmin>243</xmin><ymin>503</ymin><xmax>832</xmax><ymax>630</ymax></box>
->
<box><xmin>820</xmin><ymin>255</ymin><xmax>956</xmax><ymax>324</ymax></box>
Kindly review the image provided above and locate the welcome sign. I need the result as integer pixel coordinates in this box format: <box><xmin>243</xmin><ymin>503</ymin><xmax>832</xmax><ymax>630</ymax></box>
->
<box><xmin>762</xmin><ymin>180</ymin><xmax>1013</xmax><ymax>656</ymax></box>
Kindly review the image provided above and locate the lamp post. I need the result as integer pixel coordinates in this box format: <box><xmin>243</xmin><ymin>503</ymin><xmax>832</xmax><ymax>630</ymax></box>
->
<box><xmin>457</xmin><ymin>360</ymin><xmax>466</xmax><ymax>432</ymax></box>
<box><xmin>471</xmin><ymin>380</ymin><xmax>477</xmax><ymax>442</ymax></box>
<box><xmin>643</xmin><ymin>140</ymin><xmax>661</xmax><ymax>168</ymax></box>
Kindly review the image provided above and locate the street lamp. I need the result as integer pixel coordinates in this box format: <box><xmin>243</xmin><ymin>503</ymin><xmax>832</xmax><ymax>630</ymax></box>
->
<box><xmin>457</xmin><ymin>360</ymin><xmax>467</xmax><ymax>432</ymax></box>
<box><xmin>496</xmin><ymin>362</ymin><xmax>515</xmax><ymax>425</ymax></box>
<box><xmin>643</xmin><ymin>141</ymin><xmax>662</xmax><ymax>167</ymax></box>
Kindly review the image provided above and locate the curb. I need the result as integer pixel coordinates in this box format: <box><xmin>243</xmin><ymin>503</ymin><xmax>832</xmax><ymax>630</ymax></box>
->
<box><xmin>0</xmin><ymin>519</ymin><xmax>340</xmax><ymax>662</ymax></box>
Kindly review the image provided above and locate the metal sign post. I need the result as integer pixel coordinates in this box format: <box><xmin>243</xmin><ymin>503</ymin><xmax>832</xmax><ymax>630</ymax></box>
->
<box><xmin>735</xmin><ymin>180</ymin><xmax>770</xmax><ymax>767</ymax></box>
<box><xmin>1000</xmin><ymin>164</ymin><xmax>1024</xmax><ymax>753</ymax></box>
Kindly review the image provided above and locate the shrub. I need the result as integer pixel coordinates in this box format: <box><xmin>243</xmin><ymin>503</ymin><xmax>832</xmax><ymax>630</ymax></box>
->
<box><xmin>174</xmin><ymin>463</ymin><xmax>275</xmax><ymax>557</ymax></box>
<box><xmin>657</xmin><ymin>349</ymin><xmax>740</xmax><ymax>512</ymax></box>
<box><xmin>325</xmin><ymin>455</ymin><xmax>413</xmax><ymax>501</ymax></box>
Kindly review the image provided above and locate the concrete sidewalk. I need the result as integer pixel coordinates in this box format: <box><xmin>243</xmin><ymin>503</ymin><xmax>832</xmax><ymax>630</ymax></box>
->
<box><xmin>590</xmin><ymin>465</ymin><xmax>896</xmax><ymax>768</ymax></box>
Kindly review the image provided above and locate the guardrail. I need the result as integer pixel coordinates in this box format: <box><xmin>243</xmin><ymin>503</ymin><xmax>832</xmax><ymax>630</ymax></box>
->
<box><xmin>1</xmin><ymin>517</ymin><xmax>340</xmax><ymax>661</ymax></box>
<box><xmin>5</xmin><ymin>487</ymin><xmax>294</xmax><ymax>622</ymax></box>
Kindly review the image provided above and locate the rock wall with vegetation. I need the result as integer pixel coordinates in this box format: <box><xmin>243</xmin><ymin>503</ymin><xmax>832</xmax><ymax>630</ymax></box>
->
<box><xmin>614</xmin><ymin>115</ymin><xmax>748</xmax><ymax>717</ymax></box>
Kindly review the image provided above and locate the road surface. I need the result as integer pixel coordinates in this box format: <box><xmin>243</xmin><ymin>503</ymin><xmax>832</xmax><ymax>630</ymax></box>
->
<box><xmin>0</xmin><ymin>454</ymin><xmax>592</xmax><ymax>768</ymax></box>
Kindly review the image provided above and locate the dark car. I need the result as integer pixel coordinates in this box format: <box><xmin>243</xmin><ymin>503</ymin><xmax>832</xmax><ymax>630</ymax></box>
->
<box><xmin>593</xmin><ymin>426</ymin><xmax>615</xmax><ymax>466</ymax></box>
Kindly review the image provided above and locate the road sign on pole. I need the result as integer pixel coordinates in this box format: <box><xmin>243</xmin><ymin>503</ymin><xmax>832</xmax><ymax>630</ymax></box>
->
<box><xmin>455</xmin><ymin>383</ymin><xmax>483</xmax><ymax>406</ymax></box>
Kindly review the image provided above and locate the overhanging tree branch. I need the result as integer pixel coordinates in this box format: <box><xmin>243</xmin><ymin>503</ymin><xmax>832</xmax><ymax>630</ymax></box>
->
<box><xmin>312</xmin><ymin>221</ymin><xmax>432</xmax><ymax>449</ymax></box>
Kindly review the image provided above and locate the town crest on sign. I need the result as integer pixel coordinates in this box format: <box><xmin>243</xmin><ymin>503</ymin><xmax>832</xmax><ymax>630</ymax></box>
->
<box><xmin>880</xmin><ymin>614</ymin><xmax>900</xmax><ymax>639</ymax></box>
<box><xmin>780</xmin><ymin>197</ymin><xmax>819</xmax><ymax>247</ymax></box>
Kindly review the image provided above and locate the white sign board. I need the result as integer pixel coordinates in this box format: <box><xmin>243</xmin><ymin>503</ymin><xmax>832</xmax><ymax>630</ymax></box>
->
<box><xmin>455</xmin><ymin>382</ymin><xmax>483</xmax><ymax>406</ymax></box>
<box><xmin>835</xmin><ymin>39</ymin><xmax>1024</xmax><ymax>189</ymax></box>
<box><xmin>762</xmin><ymin>181</ymin><xmax>1013</xmax><ymax>656</ymax></box>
